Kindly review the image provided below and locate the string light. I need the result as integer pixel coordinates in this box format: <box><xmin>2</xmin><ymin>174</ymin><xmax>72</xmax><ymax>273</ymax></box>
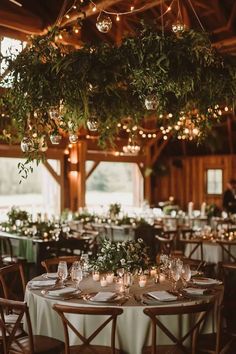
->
<box><xmin>116</xmin><ymin>14</ymin><xmax>120</xmax><ymax>22</ymax></box>
<box><xmin>92</xmin><ymin>5</ymin><xmax>97</xmax><ymax>12</ymax></box>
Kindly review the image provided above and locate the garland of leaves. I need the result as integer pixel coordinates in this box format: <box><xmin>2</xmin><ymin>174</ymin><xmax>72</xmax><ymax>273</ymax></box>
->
<box><xmin>1</xmin><ymin>24</ymin><xmax>236</xmax><ymax>175</ymax></box>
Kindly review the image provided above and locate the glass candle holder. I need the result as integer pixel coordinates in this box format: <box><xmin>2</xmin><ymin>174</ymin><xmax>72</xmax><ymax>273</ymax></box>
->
<box><xmin>92</xmin><ymin>271</ymin><xmax>100</xmax><ymax>281</ymax></box>
<box><xmin>138</xmin><ymin>275</ymin><xmax>147</xmax><ymax>288</ymax></box>
<box><xmin>100</xmin><ymin>277</ymin><xmax>107</xmax><ymax>287</ymax></box>
<box><xmin>106</xmin><ymin>272</ymin><xmax>114</xmax><ymax>284</ymax></box>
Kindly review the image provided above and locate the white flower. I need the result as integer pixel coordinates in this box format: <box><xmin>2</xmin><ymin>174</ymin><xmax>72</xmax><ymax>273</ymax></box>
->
<box><xmin>120</xmin><ymin>258</ymin><xmax>126</xmax><ymax>265</ymax></box>
<box><xmin>137</xmin><ymin>238</ymin><xmax>143</xmax><ymax>243</ymax></box>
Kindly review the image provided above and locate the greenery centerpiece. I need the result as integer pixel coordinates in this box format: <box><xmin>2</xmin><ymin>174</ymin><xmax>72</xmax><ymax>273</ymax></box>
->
<box><xmin>89</xmin><ymin>237</ymin><xmax>150</xmax><ymax>273</ymax></box>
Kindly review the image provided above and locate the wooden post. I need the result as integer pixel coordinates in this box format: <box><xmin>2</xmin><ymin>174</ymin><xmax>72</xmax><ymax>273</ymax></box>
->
<box><xmin>77</xmin><ymin>140</ymin><xmax>87</xmax><ymax>208</ymax></box>
<box><xmin>68</xmin><ymin>140</ymin><xmax>87</xmax><ymax>211</ymax></box>
<box><xmin>144</xmin><ymin>145</ymin><xmax>152</xmax><ymax>205</ymax></box>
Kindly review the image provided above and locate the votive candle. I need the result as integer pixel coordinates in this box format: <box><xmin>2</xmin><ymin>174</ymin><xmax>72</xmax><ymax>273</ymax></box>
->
<box><xmin>92</xmin><ymin>271</ymin><xmax>100</xmax><ymax>281</ymax></box>
<box><xmin>100</xmin><ymin>277</ymin><xmax>107</xmax><ymax>287</ymax></box>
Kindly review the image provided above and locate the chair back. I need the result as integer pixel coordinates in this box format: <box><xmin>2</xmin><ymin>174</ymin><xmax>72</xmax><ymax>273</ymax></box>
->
<box><xmin>0</xmin><ymin>298</ymin><xmax>34</xmax><ymax>354</ymax></box>
<box><xmin>0</xmin><ymin>263</ymin><xmax>26</xmax><ymax>301</ymax></box>
<box><xmin>217</xmin><ymin>241</ymin><xmax>236</xmax><ymax>263</ymax></box>
<box><xmin>155</xmin><ymin>235</ymin><xmax>175</xmax><ymax>256</ymax></box>
<box><xmin>53</xmin><ymin>304</ymin><xmax>123</xmax><ymax>354</ymax></box>
<box><xmin>0</xmin><ymin>237</ymin><xmax>14</xmax><ymax>264</ymax></box>
<box><xmin>41</xmin><ymin>255</ymin><xmax>80</xmax><ymax>273</ymax></box>
<box><xmin>143</xmin><ymin>300</ymin><xmax>214</xmax><ymax>354</ymax></box>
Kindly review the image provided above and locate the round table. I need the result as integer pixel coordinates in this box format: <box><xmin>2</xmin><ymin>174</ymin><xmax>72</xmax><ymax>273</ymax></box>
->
<box><xmin>25</xmin><ymin>274</ymin><xmax>223</xmax><ymax>354</ymax></box>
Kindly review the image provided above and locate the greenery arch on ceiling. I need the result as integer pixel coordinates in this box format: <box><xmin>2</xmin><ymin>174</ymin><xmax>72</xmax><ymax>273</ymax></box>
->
<box><xmin>0</xmin><ymin>24</ymin><xmax>236</xmax><ymax>177</ymax></box>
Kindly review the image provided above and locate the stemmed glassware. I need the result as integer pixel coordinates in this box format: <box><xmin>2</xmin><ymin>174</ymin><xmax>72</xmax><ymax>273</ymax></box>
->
<box><xmin>57</xmin><ymin>261</ymin><xmax>68</xmax><ymax>285</ymax></box>
<box><xmin>71</xmin><ymin>261</ymin><xmax>83</xmax><ymax>290</ymax></box>
<box><xmin>170</xmin><ymin>259</ymin><xmax>183</xmax><ymax>292</ymax></box>
<box><xmin>181</xmin><ymin>264</ymin><xmax>191</xmax><ymax>287</ymax></box>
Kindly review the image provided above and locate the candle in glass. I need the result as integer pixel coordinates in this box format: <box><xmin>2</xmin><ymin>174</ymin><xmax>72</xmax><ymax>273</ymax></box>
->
<box><xmin>139</xmin><ymin>275</ymin><xmax>147</xmax><ymax>288</ymax></box>
<box><xmin>92</xmin><ymin>271</ymin><xmax>100</xmax><ymax>281</ymax></box>
<box><xmin>106</xmin><ymin>273</ymin><xmax>114</xmax><ymax>284</ymax></box>
<box><xmin>100</xmin><ymin>277</ymin><xmax>107</xmax><ymax>287</ymax></box>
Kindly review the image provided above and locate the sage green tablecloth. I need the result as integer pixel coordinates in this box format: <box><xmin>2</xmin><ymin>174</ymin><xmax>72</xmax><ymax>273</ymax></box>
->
<box><xmin>25</xmin><ymin>276</ymin><xmax>223</xmax><ymax>354</ymax></box>
<box><xmin>11</xmin><ymin>238</ymin><xmax>37</xmax><ymax>263</ymax></box>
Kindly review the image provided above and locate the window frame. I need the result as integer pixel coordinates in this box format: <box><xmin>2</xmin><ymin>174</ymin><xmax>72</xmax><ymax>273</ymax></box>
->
<box><xmin>205</xmin><ymin>168</ymin><xmax>223</xmax><ymax>196</ymax></box>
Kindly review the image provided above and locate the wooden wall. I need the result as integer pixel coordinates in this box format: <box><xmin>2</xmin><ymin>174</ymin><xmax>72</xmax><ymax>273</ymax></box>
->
<box><xmin>154</xmin><ymin>154</ymin><xmax>236</xmax><ymax>210</ymax></box>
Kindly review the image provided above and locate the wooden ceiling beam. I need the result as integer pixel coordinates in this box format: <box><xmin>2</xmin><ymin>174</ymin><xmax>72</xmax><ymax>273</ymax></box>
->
<box><xmin>0</xmin><ymin>26</ymin><xmax>28</xmax><ymax>41</ymax></box>
<box><xmin>61</xmin><ymin>0</ymin><xmax>123</xmax><ymax>26</ymax></box>
<box><xmin>213</xmin><ymin>36</ymin><xmax>236</xmax><ymax>50</ymax></box>
<box><xmin>61</xmin><ymin>0</ymin><xmax>164</xmax><ymax>27</ymax></box>
<box><xmin>0</xmin><ymin>8</ymin><xmax>45</xmax><ymax>35</ymax></box>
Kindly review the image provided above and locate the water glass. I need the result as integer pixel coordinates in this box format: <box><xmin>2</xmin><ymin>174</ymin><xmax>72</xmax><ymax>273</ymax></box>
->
<box><xmin>57</xmin><ymin>261</ymin><xmax>68</xmax><ymax>283</ymax></box>
<box><xmin>181</xmin><ymin>264</ymin><xmax>191</xmax><ymax>287</ymax></box>
<box><xmin>71</xmin><ymin>261</ymin><xmax>83</xmax><ymax>289</ymax></box>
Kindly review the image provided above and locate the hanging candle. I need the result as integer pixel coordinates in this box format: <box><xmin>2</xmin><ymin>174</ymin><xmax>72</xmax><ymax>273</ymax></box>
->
<box><xmin>144</xmin><ymin>95</ymin><xmax>159</xmax><ymax>110</ymax></box>
<box><xmin>20</xmin><ymin>137</ymin><xmax>34</xmax><ymax>153</ymax></box>
<box><xmin>48</xmin><ymin>106</ymin><xmax>60</xmax><ymax>119</ymax></box>
<box><xmin>96</xmin><ymin>13</ymin><xmax>112</xmax><ymax>33</ymax></box>
<box><xmin>69</xmin><ymin>133</ymin><xmax>79</xmax><ymax>144</ymax></box>
<box><xmin>172</xmin><ymin>21</ymin><xmax>186</xmax><ymax>35</ymax></box>
<box><xmin>50</xmin><ymin>134</ymin><xmax>62</xmax><ymax>145</ymax></box>
<box><xmin>39</xmin><ymin>137</ymin><xmax>48</xmax><ymax>152</ymax></box>
<box><xmin>86</xmin><ymin>116</ymin><xmax>99</xmax><ymax>132</ymax></box>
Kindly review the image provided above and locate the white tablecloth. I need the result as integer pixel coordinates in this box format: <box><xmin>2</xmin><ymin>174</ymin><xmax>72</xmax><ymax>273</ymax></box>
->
<box><xmin>25</xmin><ymin>276</ymin><xmax>222</xmax><ymax>354</ymax></box>
<box><xmin>185</xmin><ymin>241</ymin><xmax>236</xmax><ymax>264</ymax></box>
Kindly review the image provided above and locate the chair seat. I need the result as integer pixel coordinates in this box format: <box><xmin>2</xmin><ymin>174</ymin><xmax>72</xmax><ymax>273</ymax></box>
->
<box><xmin>143</xmin><ymin>345</ymin><xmax>184</xmax><ymax>354</ymax></box>
<box><xmin>9</xmin><ymin>334</ymin><xmax>64</xmax><ymax>354</ymax></box>
<box><xmin>70</xmin><ymin>345</ymin><xmax>122</xmax><ymax>354</ymax></box>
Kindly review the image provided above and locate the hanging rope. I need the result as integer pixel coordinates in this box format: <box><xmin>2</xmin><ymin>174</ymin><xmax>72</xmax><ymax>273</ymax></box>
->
<box><xmin>186</xmin><ymin>0</ymin><xmax>205</xmax><ymax>31</ymax></box>
<box><xmin>56</xmin><ymin>0</ymin><xmax>72</xmax><ymax>26</ymax></box>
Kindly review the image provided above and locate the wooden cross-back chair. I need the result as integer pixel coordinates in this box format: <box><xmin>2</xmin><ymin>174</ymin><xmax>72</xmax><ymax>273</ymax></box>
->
<box><xmin>0</xmin><ymin>263</ymin><xmax>26</xmax><ymax>301</ymax></box>
<box><xmin>41</xmin><ymin>255</ymin><xmax>80</xmax><ymax>273</ymax></box>
<box><xmin>178</xmin><ymin>229</ymin><xmax>204</xmax><ymax>262</ymax></box>
<box><xmin>143</xmin><ymin>300</ymin><xmax>214</xmax><ymax>354</ymax></box>
<box><xmin>0</xmin><ymin>298</ymin><xmax>64</xmax><ymax>354</ymax></box>
<box><xmin>53</xmin><ymin>304</ymin><xmax>123</xmax><ymax>354</ymax></box>
<box><xmin>155</xmin><ymin>235</ymin><xmax>175</xmax><ymax>256</ymax></box>
<box><xmin>217</xmin><ymin>240</ymin><xmax>236</xmax><ymax>263</ymax></box>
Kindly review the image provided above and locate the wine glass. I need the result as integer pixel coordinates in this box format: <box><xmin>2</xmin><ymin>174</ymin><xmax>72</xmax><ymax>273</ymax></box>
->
<box><xmin>170</xmin><ymin>261</ymin><xmax>181</xmax><ymax>292</ymax></box>
<box><xmin>57</xmin><ymin>261</ymin><xmax>68</xmax><ymax>285</ymax></box>
<box><xmin>71</xmin><ymin>261</ymin><xmax>83</xmax><ymax>290</ymax></box>
<box><xmin>181</xmin><ymin>264</ymin><xmax>191</xmax><ymax>287</ymax></box>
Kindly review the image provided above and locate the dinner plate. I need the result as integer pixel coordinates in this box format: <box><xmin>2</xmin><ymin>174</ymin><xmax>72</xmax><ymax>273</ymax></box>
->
<box><xmin>192</xmin><ymin>277</ymin><xmax>222</xmax><ymax>286</ymax></box>
<box><xmin>42</xmin><ymin>273</ymin><xmax>58</xmax><ymax>279</ymax></box>
<box><xmin>83</xmin><ymin>292</ymin><xmax>124</xmax><ymax>304</ymax></box>
<box><xmin>41</xmin><ymin>288</ymin><xmax>81</xmax><ymax>299</ymax></box>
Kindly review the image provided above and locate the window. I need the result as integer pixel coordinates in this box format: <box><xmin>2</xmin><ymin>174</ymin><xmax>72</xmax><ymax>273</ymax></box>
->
<box><xmin>206</xmin><ymin>169</ymin><xmax>223</xmax><ymax>195</ymax></box>
<box><xmin>85</xmin><ymin>161</ymin><xmax>143</xmax><ymax>209</ymax></box>
<box><xmin>0</xmin><ymin>37</ymin><xmax>25</xmax><ymax>86</ymax></box>
<box><xmin>0</xmin><ymin>158</ymin><xmax>61</xmax><ymax>221</ymax></box>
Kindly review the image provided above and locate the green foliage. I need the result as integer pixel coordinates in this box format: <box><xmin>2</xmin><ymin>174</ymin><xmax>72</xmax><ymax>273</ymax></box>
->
<box><xmin>1</xmin><ymin>24</ymin><xmax>236</xmax><ymax>176</ymax></box>
<box><xmin>89</xmin><ymin>237</ymin><xmax>150</xmax><ymax>272</ymax></box>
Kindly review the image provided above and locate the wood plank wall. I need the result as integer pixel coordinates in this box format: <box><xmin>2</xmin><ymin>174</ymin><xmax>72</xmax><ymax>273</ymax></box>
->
<box><xmin>154</xmin><ymin>155</ymin><xmax>236</xmax><ymax>210</ymax></box>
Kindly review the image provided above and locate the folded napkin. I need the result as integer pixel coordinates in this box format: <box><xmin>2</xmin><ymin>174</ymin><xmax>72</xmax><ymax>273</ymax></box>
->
<box><xmin>44</xmin><ymin>273</ymin><xmax>58</xmax><ymax>279</ymax></box>
<box><xmin>91</xmin><ymin>292</ymin><xmax>116</xmax><ymax>302</ymax></box>
<box><xmin>47</xmin><ymin>287</ymin><xmax>76</xmax><ymax>296</ymax></box>
<box><xmin>192</xmin><ymin>278</ymin><xmax>222</xmax><ymax>285</ymax></box>
<box><xmin>184</xmin><ymin>287</ymin><xmax>207</xmax><ymax>295</ymax></box>
<box><xmin>147</xmin><ymin>291</ymin><xmax>177</xmax><ymax>302</ymax></box>
<box><xmin>30</xmin><ymin>280</ymin><xmax>56</xmax><ymax>288</ymax></box>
